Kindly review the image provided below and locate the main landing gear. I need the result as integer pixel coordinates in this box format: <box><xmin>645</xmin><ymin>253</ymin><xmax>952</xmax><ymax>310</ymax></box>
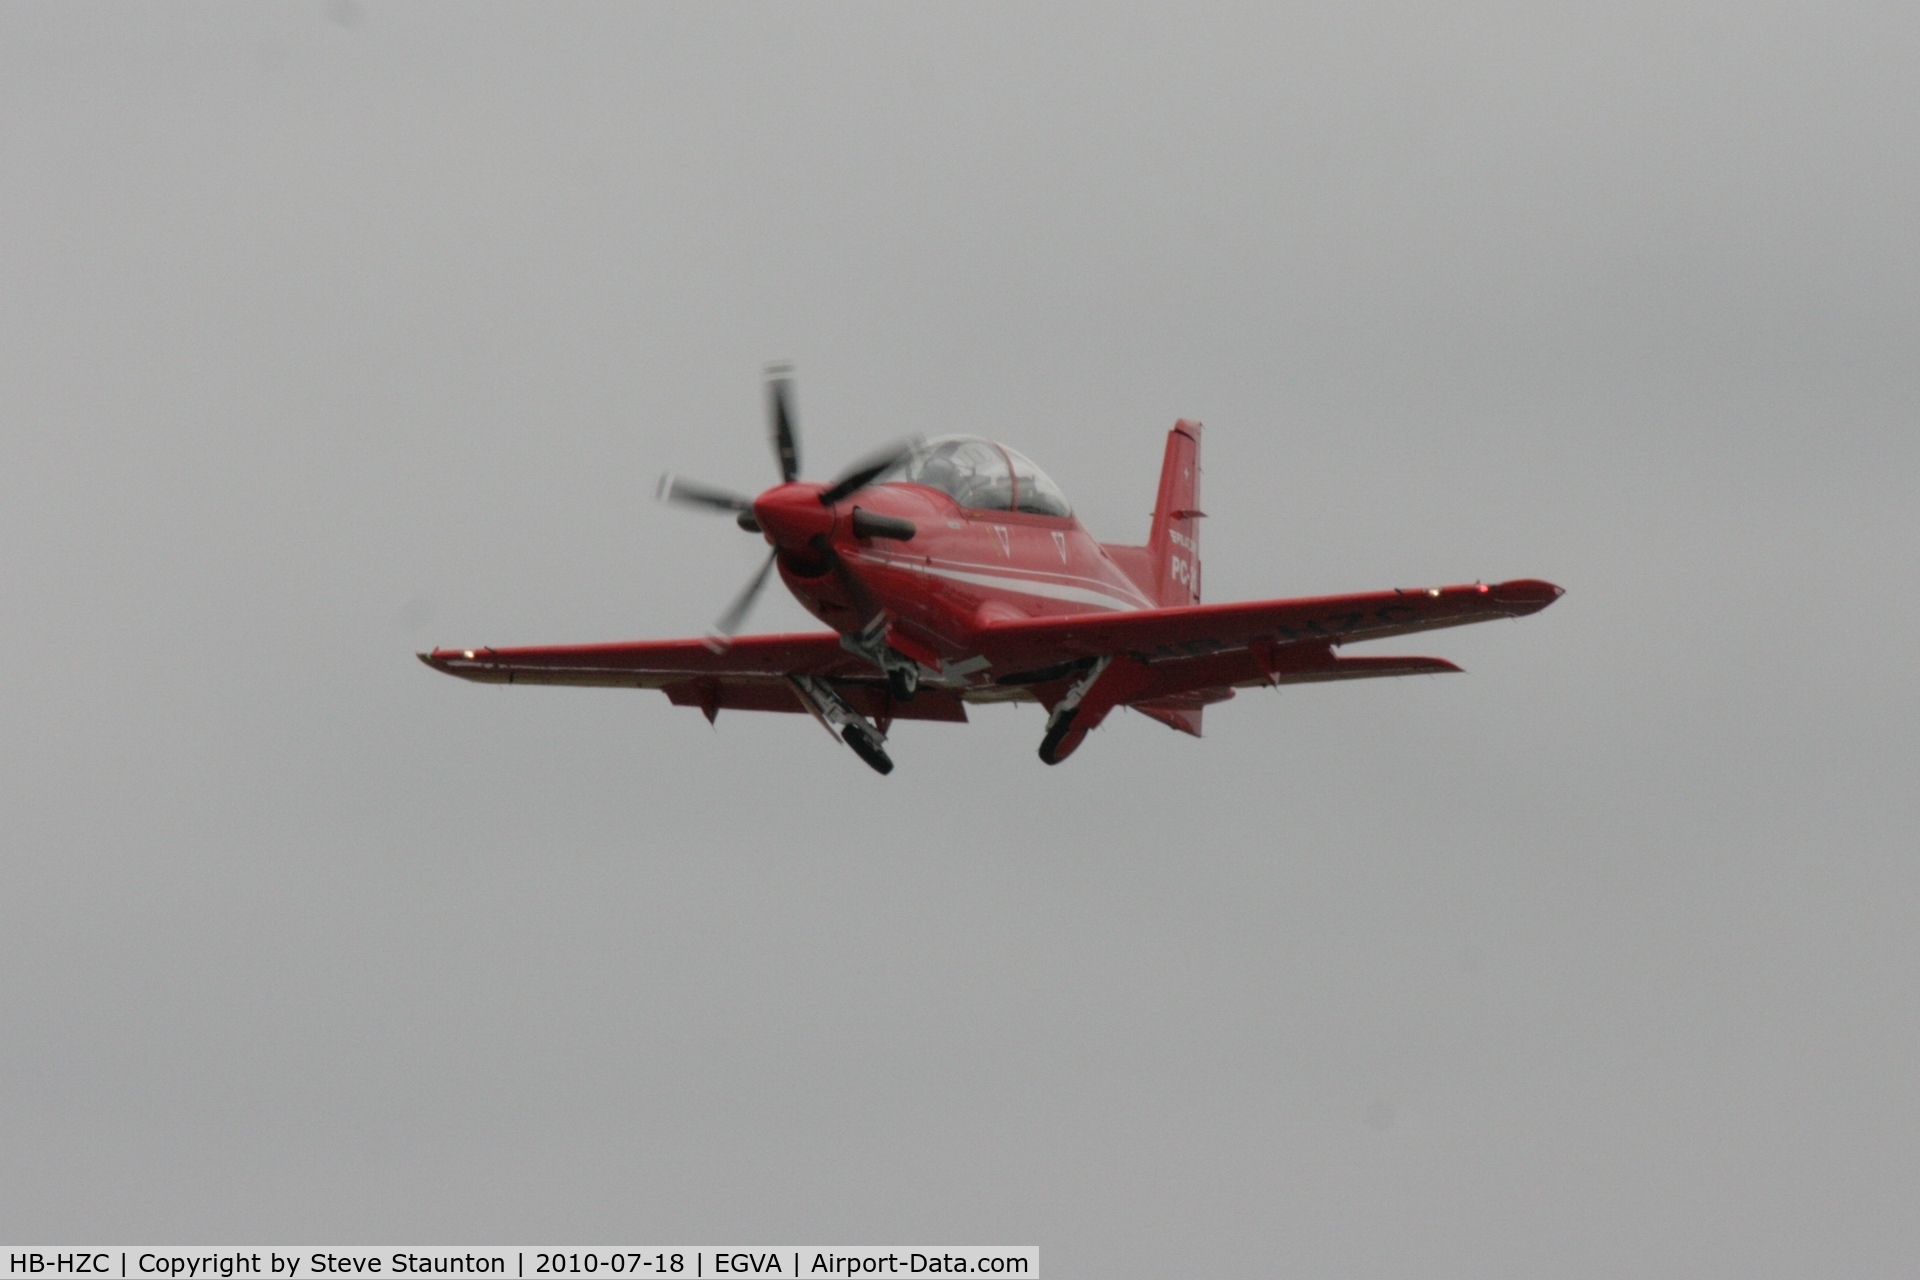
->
<box><xmin>790</xmin><ymin>674</ymin><xmax>894</xmax><ymax>776</ymax></box>
<box><xmin>841</xmin><ymin>724</ymin><xmax>894</xmax><ymax>774</ymax></box>
<box><xmin>1037</xmin><ymin>655</ymin><xmax>1153</xmax><ymax>765</ymax></box>
<box><xmin>1038</xmin><ymin>656</ymin><xmax>1110</xmax><ymax>766</ymax></box>
<box><xmin>794</xmin><ymin>622</ymin><xmax>928</xmax><ymax>774</ymax></box>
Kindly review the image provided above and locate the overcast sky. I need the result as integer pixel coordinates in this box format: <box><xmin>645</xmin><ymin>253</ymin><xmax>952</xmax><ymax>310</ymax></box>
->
<box><xmin>3</xmin><ymin>3</ymin><xmax>1916</xmax><ymax>1275</ymax></box>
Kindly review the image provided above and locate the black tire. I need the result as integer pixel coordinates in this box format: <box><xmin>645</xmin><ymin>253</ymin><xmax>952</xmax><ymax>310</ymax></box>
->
<box><xmin>1037</xmin><ymin>708</ymin><xmax>1078</xmax><ymax>766</ymax></box>
<box><xmin>842</xmin><ymin>725</ymin><xmax>895</xmax><ymax>775</ymax></box>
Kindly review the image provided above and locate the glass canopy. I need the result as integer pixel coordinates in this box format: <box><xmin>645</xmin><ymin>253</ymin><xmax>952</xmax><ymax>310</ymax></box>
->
<box><xmin>876</xmin><ymin>435</ymin><xmax>1071</xmax><ymax>517</ymax></box>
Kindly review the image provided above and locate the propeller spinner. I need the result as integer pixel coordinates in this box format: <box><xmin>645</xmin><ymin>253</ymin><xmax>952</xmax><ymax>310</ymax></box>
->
<box><xmin>657</xmin><ymin>364</ymin><xmax>917</xmax><ymax>649</ymax></box>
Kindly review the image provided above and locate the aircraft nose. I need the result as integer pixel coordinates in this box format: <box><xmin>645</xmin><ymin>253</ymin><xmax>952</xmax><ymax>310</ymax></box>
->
<box><xmin>751</xmin><ymin>482</ymin><xmax>836</xmax><ymax>548</ymax></box>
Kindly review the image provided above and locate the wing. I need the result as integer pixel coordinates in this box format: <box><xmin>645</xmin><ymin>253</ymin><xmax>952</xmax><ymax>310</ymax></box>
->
<box><xmin>974</xmin><ymin>578</ymin><xmax>1563</xmax><ymax>675</ymax></box>
<box><xmin>970</xmin><ymin>578</ymin><xmax>1560</xmax><ymax>728</ymax></box>
<box><xmin>418</xmin><ymin>632</ymin><xmax>968</xmax><ymax>723</ymax></box>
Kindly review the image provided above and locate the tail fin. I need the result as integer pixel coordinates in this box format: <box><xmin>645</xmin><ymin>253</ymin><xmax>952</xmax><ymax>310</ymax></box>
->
<box><xmin>1143</xmin><ymin>420</ymin><xmax>1203</xmax><ymax>607</ymax></box>
<box><xmin>1098</xmin><ymin>420</ymin><xmax>1203</xmax><ymax>608</ymax></box>
<box><xmin>1099</xmin><ymin>420</ymin><xmax>1203</xmax><ymax>607</ymax></box>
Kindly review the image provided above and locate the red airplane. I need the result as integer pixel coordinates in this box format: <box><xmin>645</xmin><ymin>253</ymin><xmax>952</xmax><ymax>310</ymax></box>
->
<box><xmin>420</xmin><ymin>366</ymin><xmax>1562</xmax><ymax>774</ymax></box>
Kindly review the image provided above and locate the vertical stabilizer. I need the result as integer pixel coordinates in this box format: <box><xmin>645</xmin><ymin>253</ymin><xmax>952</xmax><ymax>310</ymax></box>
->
<box><xmin>1144</xmin><ymin>419</ymin><xmax>1203</xmax><ymax>608</ymax></box>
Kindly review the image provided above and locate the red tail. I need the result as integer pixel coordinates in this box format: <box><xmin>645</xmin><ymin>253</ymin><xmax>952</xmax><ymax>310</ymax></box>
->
<box><xmin>1103</xmin><ymin>420</ymin><xmax>1203</xmax><ymax>608</ymax></box>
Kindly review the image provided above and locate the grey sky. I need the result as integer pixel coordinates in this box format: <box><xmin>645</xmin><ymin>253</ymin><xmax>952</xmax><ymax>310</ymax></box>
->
<box><xmin>2</xmin><ymin>3</ymin><xmax>1916</xmax><ymax>1274</ymax></box>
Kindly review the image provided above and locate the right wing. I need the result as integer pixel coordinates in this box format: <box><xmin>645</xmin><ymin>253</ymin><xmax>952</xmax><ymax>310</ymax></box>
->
<box><xmin>418</xmin><ymin>632</ymin><xmax>967</xmax><ymax>723</ymax></box>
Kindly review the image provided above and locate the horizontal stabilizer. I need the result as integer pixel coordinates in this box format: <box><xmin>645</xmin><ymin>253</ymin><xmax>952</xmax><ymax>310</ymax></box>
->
<box><xmin>1132</xmin><ymin>689</ymin><xmax>1234</xmax><ymax>737</ymax></box>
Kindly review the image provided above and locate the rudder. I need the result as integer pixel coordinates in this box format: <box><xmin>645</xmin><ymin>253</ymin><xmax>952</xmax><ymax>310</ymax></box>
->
<box><xmin>1145</xmin><ymin>419</ymin><xmax>1203</xmax><ymax>608</ymax></box>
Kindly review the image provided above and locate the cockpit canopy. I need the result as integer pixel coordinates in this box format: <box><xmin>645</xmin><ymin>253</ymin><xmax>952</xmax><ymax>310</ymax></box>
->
<box><xmin>875</xmin><ymin>435</ymin><xmax>1071</xmax><ymax>517</ymax></box>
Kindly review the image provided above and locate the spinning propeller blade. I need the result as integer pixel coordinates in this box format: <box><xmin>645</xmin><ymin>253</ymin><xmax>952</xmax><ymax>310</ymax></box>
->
<box><xmin>767</xmin><ymin>362</ymin><xmax>800</xmax><ymax>484</ymax></box>
<box><xmin>656</xmin><ymin>474</ymin><xmax>754</xmax><ymax>515</ymax></box>
<box><xmin>817</xmin><ymin>438</ymin><xmax>918</xmax><ymax>507</ymax></box>
<box><xmin>705</xmin><ymin>549</ymin><xmax>779</xmax><ymax>651</ymax></box>
<box><xmin>816</xmin><ymin>536</ymin><xmax>880</xmax><ymax>627</ymax></box>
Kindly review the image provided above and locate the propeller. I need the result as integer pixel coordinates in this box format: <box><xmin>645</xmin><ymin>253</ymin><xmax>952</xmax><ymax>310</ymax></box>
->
<box><xmin>819</xmin><ymin>535</ymin><xmax>880</xmax><ymax>623</ymax></box>
<box><xmin>659</xmin><ymin>363</ymin><xmax>919</xmax><ymax>647</ymax></box>
<box><xmin>767</xmin><ymin>361</ymin><xmax>800</xmax><ymax>484</ymax></box>
<box><xmin>819</xmin><ymin>439</ymin><xmax>917</xmax><ymax>506</ymax></box>
<box><xmin>656</xmin><ymin>474</ymin><xmax>759</xmax><ymax>530</ymax></box>
<box><xmin>704</xmin><ymin>549</ymin><xmax>778</xmax><ymax>651</ymax></box>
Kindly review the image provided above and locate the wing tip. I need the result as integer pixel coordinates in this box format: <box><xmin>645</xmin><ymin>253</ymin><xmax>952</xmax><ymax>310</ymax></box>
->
<box><xmin>1489</xmin><ymin>579</ymin><xmax>1565</xmax><ymax>615</ymax></box>
<box><xmin>417</xmin><ymin>648</ymin><xmax>466</xmax><ymax>675</ymax></box>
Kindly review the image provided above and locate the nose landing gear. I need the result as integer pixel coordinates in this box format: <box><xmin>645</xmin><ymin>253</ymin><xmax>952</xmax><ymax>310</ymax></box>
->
<box><xmin>841</xmin><ymin>614</ymin><xmax>927</xmax><ymax>705</ymax></box>
<box><xmin>886</xmin><ymin>660</ymin><xmax>919</xmax><ymax>703</ymax></box>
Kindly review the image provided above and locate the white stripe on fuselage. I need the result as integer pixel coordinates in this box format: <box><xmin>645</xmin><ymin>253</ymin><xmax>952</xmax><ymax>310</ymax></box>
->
<box><xmin>852</xmin><ymin>551</ymin><xmax>1149</xmax><ymax>612</ymax></box>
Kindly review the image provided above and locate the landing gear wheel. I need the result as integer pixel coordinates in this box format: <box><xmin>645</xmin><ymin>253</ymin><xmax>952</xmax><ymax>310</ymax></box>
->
<box><xmin>842</xmin><ymin>725</ymin><xmax>895</xmax><ymax>775</ymax></box>
<box><xmin>887</xmin><ymin>662</ymin><xmax>920</xmax><ymax>702</ymax></box>
<box><xmin>1037</xmin><ymin>708</ymin><xmax>1079</xmax><ymax>766</ymax></box>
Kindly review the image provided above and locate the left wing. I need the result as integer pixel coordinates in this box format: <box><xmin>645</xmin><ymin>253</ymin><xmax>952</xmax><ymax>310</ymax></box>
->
<box><xmin>971</xmin><ymin>578</ymin><xmax>1559</xmax><ymax>746</ymax></box>
<box><xmin>974</xmin><ymin>578</ymin><xmax>1563</xmax><ymax>675</ymax></box>
<box><xmin>418</xmin><ymin>632</ymin><xmax>967</xmax><ymax>723</ymax></box>
<box><xmin>969</xmin><ymin>579</ymin><xmax>1558</xmax><ymax>761</ymax></box>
